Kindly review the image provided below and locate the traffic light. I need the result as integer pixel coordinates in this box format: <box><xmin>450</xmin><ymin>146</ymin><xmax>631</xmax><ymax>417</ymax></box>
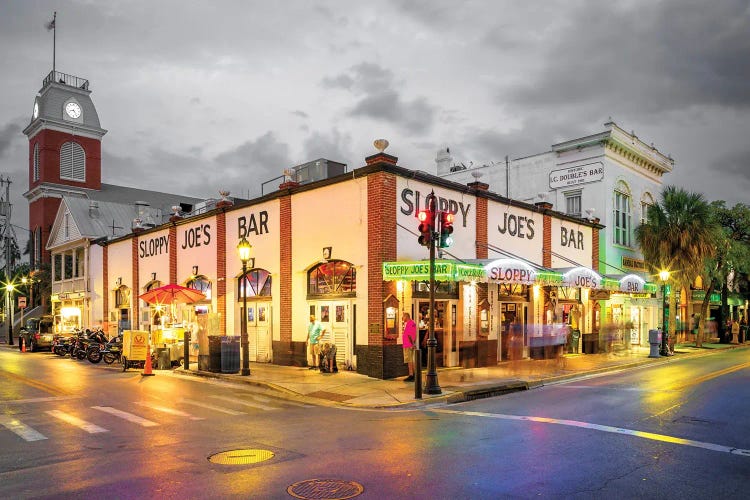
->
<box><xmin>438</xmin><ymin>211</ymin><xmax>454</xmax><ymax>248</ymax></box>
<box><xmin>417</xmin><ymin>209</ymin><xmax>433</xmax><ymax>247</ymax></box>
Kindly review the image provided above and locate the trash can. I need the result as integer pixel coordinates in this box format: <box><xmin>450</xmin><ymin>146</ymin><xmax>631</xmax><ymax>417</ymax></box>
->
<box><xmin>582</xmin><ymin>333</ymin><xmax>599</xmax><ymax>354</ymax></box>
<box><xmin>648</xmin><ymin>329</ymin><xmax>661</xmax><ymax>358</ymax></box>
<box><xmin>221</xmin><ymin>336</ymin><xmax>240</xmax><ymax>373</ymax></box>
<box><xmin>156</xmin><ymin>347</ymin><xmax>171</xmax><ymax>370</ymax></box>
<box><xmin>208</xmin><ymin>335</ymin><xmax>222</xmax><ymax>373</ymax></box>
<box><xmin>568</xmin><ymin>329</ymin><xmax>581</xmax><ymax>353</ymax></box>
<box><xmin>740</xmin><ymin>325</ymin><xmax>746</xmax><ymax>344</ymax></box>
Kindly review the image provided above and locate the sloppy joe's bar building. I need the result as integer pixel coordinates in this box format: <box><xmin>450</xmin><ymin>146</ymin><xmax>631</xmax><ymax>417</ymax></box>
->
<box><xmin>82</xmin><ymin>149</ymin><xmax>657</xmax><ymax>379</ymax></box>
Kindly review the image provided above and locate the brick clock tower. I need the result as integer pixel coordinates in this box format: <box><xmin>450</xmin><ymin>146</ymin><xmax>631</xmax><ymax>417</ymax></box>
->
<box><xmin>22</xmin><ymin>71</ymin><xmax>107</xmax><ymax>267</ymax></box>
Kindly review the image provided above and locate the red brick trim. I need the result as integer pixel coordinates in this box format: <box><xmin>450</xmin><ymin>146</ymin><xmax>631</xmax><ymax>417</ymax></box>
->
<box><xmin>592</xmin><ymin>221</ymin><xmax>600</xmax><ymax>273</ymax></box>
<box><xmin>543</xmin><ymin>212</ymin><xmax>552</xmax><ymax>269</ymax></box>
<box><xmin>216</xmin><ymin>211</ymin><xmax>227</xmax><ymax>335</ymax></box>
<box><xmin>368</xmin><ymin>172</ymin><xmax>397</xmax><ymax>346</ymax></box>
<box><xmin>132</xmin><ymin>236</ymin><xmax>140</xmax><ymax>329</ymax></box>
<box><xmin>169</xmin><ymin>225</ymin><xmax>177</xmax><ymax>284</ymax></box>
<box><xmin>475</xmin><ymin>196</ymin><xmax>488</xmax><ymax>259</ymax></box>
<box><xmin>279</xmin><ymin>196</ymin><xmax>293</xmax><ymax>344</ymax></box>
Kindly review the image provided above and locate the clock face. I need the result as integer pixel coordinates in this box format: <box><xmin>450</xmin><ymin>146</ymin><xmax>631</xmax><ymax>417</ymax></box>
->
<box><xmin>33</xmin><ymin>101</ymin><xmax>39</xmax><ymax>119</ymax></box>
<box><xmin>65</xmin><ymin>102</ymin><xmax>82</xmax><ymax>119</ymax></box>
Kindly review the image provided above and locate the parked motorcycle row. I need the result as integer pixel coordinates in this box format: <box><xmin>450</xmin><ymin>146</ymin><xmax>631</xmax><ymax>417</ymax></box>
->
<box><xmin>49</xmin><ymin>328</ymin><xmax>126</xmax><ymax>365</ymax></box>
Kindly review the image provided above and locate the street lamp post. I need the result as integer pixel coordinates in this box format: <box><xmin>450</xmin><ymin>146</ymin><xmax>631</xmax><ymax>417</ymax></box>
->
<box><xmin>659</xmin><ymin>270</ymin><xmax>670</xmax><ymax>356</ymax></box>
<box><xmin>5</xmin><ymin>283</ymin><xmax>14</xmax><ymax>346</ymax></box>
<box><xmin>237</xmin><ymin>236</ymin><xmax>252</xmax><ymax>376</ymax></box>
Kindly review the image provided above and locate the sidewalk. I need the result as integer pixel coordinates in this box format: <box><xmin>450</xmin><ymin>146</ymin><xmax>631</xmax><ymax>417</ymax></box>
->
<box><xmin>166</xmin><ymin>342</ymin><xmax>748</xmax><ymax>409</ymax></box>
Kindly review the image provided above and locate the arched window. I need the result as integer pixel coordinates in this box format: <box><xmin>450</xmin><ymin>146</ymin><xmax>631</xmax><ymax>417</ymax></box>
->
<box><xmin>60</xmin><ymin>141</ymin><xmax>86</xmax><ymax>181</ymax></box>
<box><xmin>640</xmin><ymin>192</ymin><xmax>655</xmax><ymax>224</ymax></box>
<box><xmin>613</xmin><ymin>180</ymin><xmax>631</xmax><ymax>247</ymax></box>
<box><xmin>145</xmin><ymin>280</ymin><xmax>162</xmax><ymax>292</ymax></box>
<box><xmin>238</xmin><ymin>268</ymin><xmax>272</xmax><ymax>300</ymax></box>
<box><xmin>307</xmin><ymin>260</ymin><xmax>356</xmax><ymax>297</ymax></box>
<box><xmin>33</xmin><ymin>143</ymin><xmax>40</xmax><ymax>181</ymax></box>
<box><xmin>186</xmin><ymin>276</ymin><xmax>212</xmax><ymax>301</ymax></box>
<box><xmin>115</xmin><ymin>286</ymin><xmax>130</xmax><ymax>308</ymax></box>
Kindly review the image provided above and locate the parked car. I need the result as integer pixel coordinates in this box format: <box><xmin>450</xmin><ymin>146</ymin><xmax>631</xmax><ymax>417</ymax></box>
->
<box><xmin>18</xmin><ymin>316</ymin><xmax>55</xmax><ymax>352</ymax></box>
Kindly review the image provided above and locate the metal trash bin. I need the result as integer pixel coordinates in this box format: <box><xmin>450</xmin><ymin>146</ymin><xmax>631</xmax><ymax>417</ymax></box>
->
<box><xmin>648</xmin><ymin>329</ymin><xmax>662</xmax><ymax>358</ymax></box>
<box><xmin>221</xmin><ymin>336</ymin><xmax>240</xmax><ymax>373</ymax></box>
<box><xmin>739</xmin><ymin>325</ymin><xmax>746</xmax><ymax>344</ymax></box>
<box><xmin>208</xmin><ymin>335</ymin><xmax>222</xmax><ymax>373</ymax></box>
<box><xmin>156</xmin><ymin>347</ymin><xmax>171</xmax><ymax>370</ymax></box>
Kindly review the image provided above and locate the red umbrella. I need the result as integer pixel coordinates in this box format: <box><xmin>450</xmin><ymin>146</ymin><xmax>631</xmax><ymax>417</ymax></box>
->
<box><xmin>139</xmin><ymin>283</ymin><xmax>206</xmax><ymax>305</ymax></box>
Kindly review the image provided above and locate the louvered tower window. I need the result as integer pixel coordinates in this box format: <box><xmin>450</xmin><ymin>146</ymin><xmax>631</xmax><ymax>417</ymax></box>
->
<box><xmin>60</xmin><ymin>142</ymin><xmax>86</xmax><ymax>181</ymax></box>
<box><xmin>33</xmin><ymin>143</ymin><xmax>40</xmax><ymax>181</ymax></box>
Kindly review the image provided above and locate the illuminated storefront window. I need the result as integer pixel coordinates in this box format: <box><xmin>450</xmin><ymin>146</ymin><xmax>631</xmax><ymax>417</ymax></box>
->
<box><xmin>308</xmin><ymin>260</ymin><xmax>356</xmax><ymax>297</ymax></box>
<box><xmin>239</xmin><ymin>268</ymin><xmax>272</xmax><ymax>299</ymax></box>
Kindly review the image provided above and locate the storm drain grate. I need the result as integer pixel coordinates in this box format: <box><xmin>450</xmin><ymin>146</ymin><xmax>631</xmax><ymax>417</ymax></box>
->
<box><xmin>287</xmin><ymin>479</ymin><xmax>364</xmax><ymax>499</ymax></box>
<box><xmin>207</xmin><ymin>448</ymin><xmax>275</xmax><ymax>465</ymax></box>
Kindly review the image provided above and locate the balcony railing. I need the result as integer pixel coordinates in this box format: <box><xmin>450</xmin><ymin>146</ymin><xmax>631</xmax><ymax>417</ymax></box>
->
<box><xmin>43</xmin><ymin>70</ymin><xmax>89</xmax><ymax>91</ymax></box>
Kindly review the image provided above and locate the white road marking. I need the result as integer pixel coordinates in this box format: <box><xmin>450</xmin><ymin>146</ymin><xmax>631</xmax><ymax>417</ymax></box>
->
<box><xmin>135</xmin><ymin>401</ymin><xmax>204</xmax><ymax>420</ymax></box>
<box><xmin>0</xmin><ymin>415</ymin><xmax>47</xmax><ymax>441</ymax></box>
<box><xmin>45</xmin><ymin>410</ymin><xmax>108</xmax><ymax>434</ymax></box>
<box><xmin>435</xmin><ymin>409</ymin><xmax>750</xmax><ymax>457</ymax></box>
<box><xmin>91</xmin><ymin>406</ymin><xmax>159</xmax><ymax>427</ymax></box>
<box><xmin>209</xmin><ymin>395</ymin><xmax>277</xmax><ymax>411</ymax></box>
<box><xmin>179</xmin><ymin>398</ymin><xmax>246</xmax><ymax>415</ymax></box>
<box><xmin>0</xmin><ymin>396</ymin><xmax>79</xmax><ymax>405</ymax></box>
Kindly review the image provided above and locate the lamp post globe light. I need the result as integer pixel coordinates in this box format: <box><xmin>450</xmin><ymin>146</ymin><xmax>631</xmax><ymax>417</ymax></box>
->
<box><xmin>237</xmin><ymin>236</ymin><xmax>252</xmax><ymax>376</ymax></box>
<box><xmin>659</xmin><ymin>269</ymin><xmax>670</xmax><ymax>356</ymax></box>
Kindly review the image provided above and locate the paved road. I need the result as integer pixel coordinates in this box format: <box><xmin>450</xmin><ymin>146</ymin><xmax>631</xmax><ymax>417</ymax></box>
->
<box><xmin>1</xmin><ymin>347</ymin><xmax>748</xmax><ymax>499</ymax></box>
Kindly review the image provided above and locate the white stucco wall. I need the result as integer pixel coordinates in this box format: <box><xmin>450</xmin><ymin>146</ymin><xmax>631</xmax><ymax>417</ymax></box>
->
<box><xmin>224</xmin><ymin>199</ymin><xmax>281</xmax><ymax>339</ymax></box>
<box><xmin>291</xmin><ymin>177</ymin><xmax>369</xmax><ymax>345</ymax></box>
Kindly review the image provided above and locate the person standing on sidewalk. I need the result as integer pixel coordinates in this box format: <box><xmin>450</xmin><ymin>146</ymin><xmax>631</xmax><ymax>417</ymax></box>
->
<box><xmin>402</xmin><ymin>312</ymin><xmax>417</xmax><ymax>382</ymax></box>
<box><xmin>307</xmin><ymin>315</ymin><xmax>324</xmax><ymax>370</ymax></box>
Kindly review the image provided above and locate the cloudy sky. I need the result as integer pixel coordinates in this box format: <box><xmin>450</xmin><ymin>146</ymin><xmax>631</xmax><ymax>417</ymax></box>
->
<box><xmin>1</xmin><ymin>0</ymin><xmax>749</xmax><ymax>252</ymax></box>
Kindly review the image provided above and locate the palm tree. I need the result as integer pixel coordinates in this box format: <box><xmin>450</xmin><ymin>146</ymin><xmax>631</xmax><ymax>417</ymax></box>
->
<box><xmin>635</xmin><ymin>186</ymin><xmax>716</xmax><ymax>348</ymax></box>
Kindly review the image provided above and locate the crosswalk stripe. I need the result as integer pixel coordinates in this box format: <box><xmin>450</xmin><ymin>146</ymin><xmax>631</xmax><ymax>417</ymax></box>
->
<box><xmin>135</xmin><ymin>401</ymin><xmax>204</xmax><ymax>420</ymax></box>
<box><xmin>45</xmin><ymin>410</ymin><xmax>108</xmax><ymax>433</ymax></box>
<box><xmin>209</xmin><ymin>395</ymin><xmax>277</xmax><ymax>411</ymax></box>
<box><xmin>0</xmin><ymin>415</ymin><xmax>47</xmax><ymax>442</ymax></box>
<box><xmin>91</xmin><ymin>406</ymin><xmax>159</xmax><ymax>427</ymax></box>
<box><xmin>180</xmin><ymin>398</ymin><xmax>246</xmax><ymax>415</ymax></box>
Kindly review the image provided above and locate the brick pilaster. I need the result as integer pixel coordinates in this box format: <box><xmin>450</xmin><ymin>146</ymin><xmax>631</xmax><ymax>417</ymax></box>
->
<box><xmin>102</xmin><ymin>245</ymin><xmax>109</xmax><ymax>330</ymax></box>
<box><xmin>591</xmin><ymin>218</ymin><xmax>600</xmax><ymax>272</ymax></box>
<box><xmin>363</xmin><ymin>170</ymin><xmax>398</xmax><ymax>378</ymax></box>
<box><xmin>169</xmin><ymin>225</ymin><xmax>177</xmax><ymax>284</ymax></box>
<box><xmin>279</xmin><ymin>195</ymin><xmax>293</xmax><ymax>345</ymax></box>
<box><xmin>216</xmin><ymin>211</ymin><xmax>227</xmax><ymax>335</ymax></box>
<box><xmin>474</xmin><ymin>195</ymin><xmax>488</xmax><ymax>259</ymax></box>
<box><xmin>537</xmin><ymin>202</ymin><xmax>553</xmax><ymax>268</ymax></box>
<box><xmin>132</xmin><ymin>235</ymin><xmax>140</xmax><ymax>329</ymax></box>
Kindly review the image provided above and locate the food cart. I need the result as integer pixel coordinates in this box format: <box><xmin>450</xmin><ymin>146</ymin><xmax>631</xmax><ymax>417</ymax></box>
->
<box><xmin>121</xmin><ymin>330</ymin><xmax>151</xmax><ymax>371</ymax></box>
<box><xmin>151</xmin><ymin>325</ymin><xmax>186</xmax><ymax>368</ymax></box>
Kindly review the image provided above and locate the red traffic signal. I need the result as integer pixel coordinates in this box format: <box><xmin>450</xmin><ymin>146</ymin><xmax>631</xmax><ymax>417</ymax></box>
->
<box><xmin>417</xmin><ymin>209</ymin><xmax>433</xmax><ymax>247</ymax></box>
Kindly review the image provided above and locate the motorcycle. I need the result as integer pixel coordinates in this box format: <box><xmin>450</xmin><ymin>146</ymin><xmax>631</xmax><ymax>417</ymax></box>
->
<box><xmin>101</xmin><ymin>334</ymin><xmax>123</xmax><ymax>365</ymax></box>
<box><xmin>52</xmin><ymin>334</ymin><xmax>74</xmax><ymax>356</ymax></box>
<box><xmin>84</xmin><ymin>329</ymin><xmax>109</xmax><ymax>364</ymax></box>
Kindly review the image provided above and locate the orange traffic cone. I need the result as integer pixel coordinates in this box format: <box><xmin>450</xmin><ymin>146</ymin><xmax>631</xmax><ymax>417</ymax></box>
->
<box><xmin>21</xmin><ymin>337</ymin><xmax>26</xmax><ymax>353</ymax></box>
<box><xmin>141</xmin><ymin>344</ymin><xmax>155</xmax><ymax>377</ymax></box>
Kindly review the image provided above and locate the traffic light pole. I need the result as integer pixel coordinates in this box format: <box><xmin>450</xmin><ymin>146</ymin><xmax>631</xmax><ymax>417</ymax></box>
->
<box><xmin>424</xmin><ymin>197</ymin><xmax>441</xmax><ymax>395</ymax></box>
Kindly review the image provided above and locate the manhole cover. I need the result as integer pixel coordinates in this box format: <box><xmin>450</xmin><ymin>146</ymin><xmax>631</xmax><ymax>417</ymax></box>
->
<box><xmin>207</xmin><ymin>449</ymin><xmax>275</xmax><ymax>465</ymax></box>
<box><xmin>287</xmin><ymin>479</ymin><xmax>364</xmax><ymax>499</ymax></box>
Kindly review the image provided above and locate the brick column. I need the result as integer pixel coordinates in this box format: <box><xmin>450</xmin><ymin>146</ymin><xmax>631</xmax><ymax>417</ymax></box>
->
<box><xmin>132</xmin><ymin>232</ymin><xmax>141</xmax><ymax>330</ymax></box>
<box><xmin>470</xmin><ymin>182</ymin><xmax>492</xmax><ymax>366</ymax></box>
<box><xmin>537</xmin><ymin>201</ymin><xmax>553</xmax><ymax>268</ymax></box>
<box><xmin>364</xmin><ymin>167</ymin><xmax>397</xmax><ymax>379</ymax></box>
<box><xmin>102</xmin><ymin>245</ymin><xmax>109</xmax><ymax>331</ymax></box>
<box><xmin>276</xmin><ymin>192</ymin><xmax>295</xmax><ymax>365</ymax></box>
<box><xmin>216</xmin><ymin>211</ymin><xmax>227</xmax><ymax>335</ymax></box>
<box><xmin>591</xmin><ymin>218</ymin><xmax>600</xmax><ymax>272</ymax></box>
<box><xmin>169</xmin><ymin>225</ymin><xmax>177</xmax><ymax>284</ymax></box>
